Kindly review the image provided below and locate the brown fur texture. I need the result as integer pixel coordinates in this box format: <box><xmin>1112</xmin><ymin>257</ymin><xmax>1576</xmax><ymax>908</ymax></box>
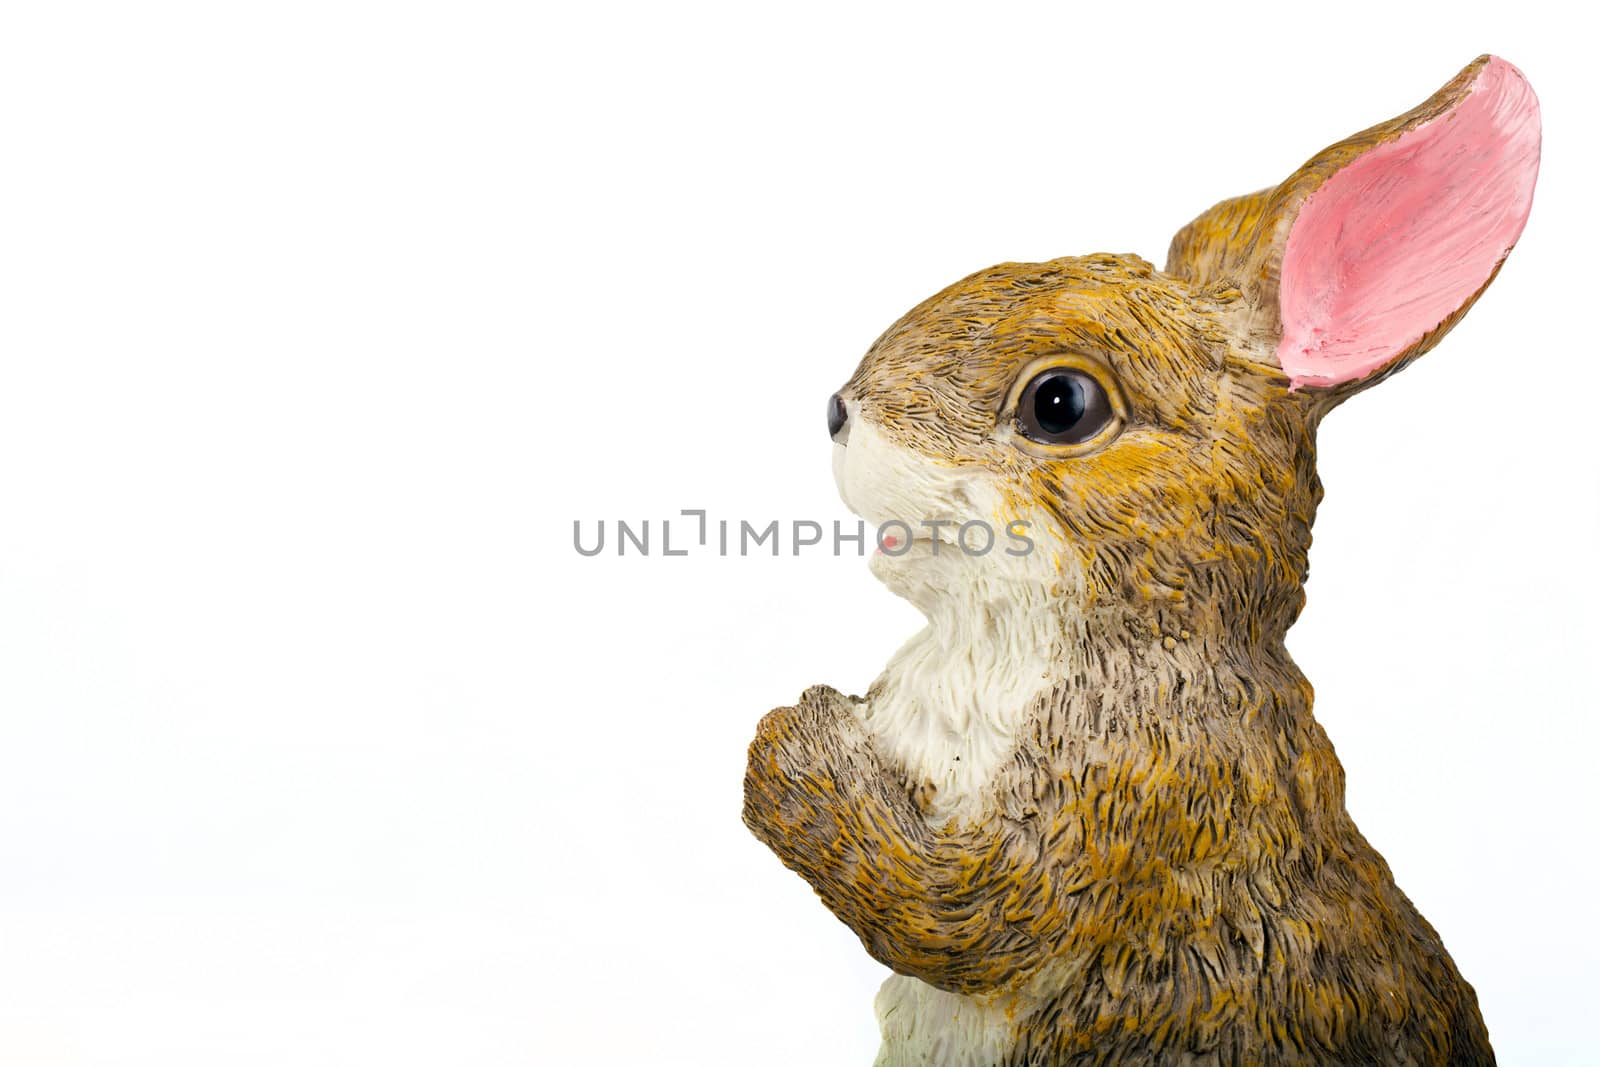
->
<box><xmin>744</xmin><ymin>57</ymin><xmax>1533</xmax><ymax>1065</ymax></box>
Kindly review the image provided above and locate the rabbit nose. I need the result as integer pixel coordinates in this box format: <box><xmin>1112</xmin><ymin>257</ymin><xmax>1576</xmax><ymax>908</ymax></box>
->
<box><xmin>828</xmin><ymin>393</ymin><xmax>850</xmax><ymax>444</ymax></box>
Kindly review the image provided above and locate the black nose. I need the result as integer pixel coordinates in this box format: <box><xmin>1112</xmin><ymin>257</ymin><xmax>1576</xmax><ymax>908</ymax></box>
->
<box><xmin>827</xmin><ymin>393</ymin><xmax>849</xmax><ymax>442</ymax></box>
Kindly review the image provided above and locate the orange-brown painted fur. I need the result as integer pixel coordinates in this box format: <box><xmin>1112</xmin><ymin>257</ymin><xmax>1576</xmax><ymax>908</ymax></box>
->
<box><xmin>744</xmin><ymin>57</ymin><xmax>1524</xmax><ymax>1065</ymax></box>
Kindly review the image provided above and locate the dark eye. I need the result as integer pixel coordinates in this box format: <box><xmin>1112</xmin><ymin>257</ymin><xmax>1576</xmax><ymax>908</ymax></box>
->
<box><xmin>1015</xmin><ymin>368</ymin><xmax>1115</xmax><ymax>446</ymax></box>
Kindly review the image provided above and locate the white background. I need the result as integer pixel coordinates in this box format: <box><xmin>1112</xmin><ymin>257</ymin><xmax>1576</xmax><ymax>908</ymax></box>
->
<box><xmin>1</xmin><ymin>2</ymin><xmax>1595</xmax><ymax>1064</ymax></box>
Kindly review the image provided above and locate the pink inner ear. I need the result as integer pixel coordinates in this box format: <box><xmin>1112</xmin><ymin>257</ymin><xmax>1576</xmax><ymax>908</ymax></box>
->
<box><xmin>1276</xmin><ymin>57</ymin><xmax>1541</xmax><ymax>389</ymax></box>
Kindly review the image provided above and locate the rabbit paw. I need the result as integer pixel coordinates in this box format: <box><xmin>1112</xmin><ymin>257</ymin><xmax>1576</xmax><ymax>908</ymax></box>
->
<box><xmin>742</xmin><ymin>684</ymin><xmax>871</xmax><ymax>853</ymax></box>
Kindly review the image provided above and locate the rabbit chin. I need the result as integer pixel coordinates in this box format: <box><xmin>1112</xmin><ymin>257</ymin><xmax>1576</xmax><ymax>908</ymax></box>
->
<box><xmin>831</xmin><ymin>415</ymin><xmax>1077</xmax><ymax>827</ymax></box>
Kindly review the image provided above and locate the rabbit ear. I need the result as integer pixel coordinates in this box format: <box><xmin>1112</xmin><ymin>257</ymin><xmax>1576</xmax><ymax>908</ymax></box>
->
<box><xmin>1167</xmin><ymin>56</ymin><xmax>1540</xmax><ymax>392</ymax></box>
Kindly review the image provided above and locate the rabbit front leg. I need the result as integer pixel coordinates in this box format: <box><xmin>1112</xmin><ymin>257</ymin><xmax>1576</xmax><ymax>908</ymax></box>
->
<box><xmin>743</xmin><ymin>684</ymin><xmax>1063</xmax><ymax>996</ymax></box>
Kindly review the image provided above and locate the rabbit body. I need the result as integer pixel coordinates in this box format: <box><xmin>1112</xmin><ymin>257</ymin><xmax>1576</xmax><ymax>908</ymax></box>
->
<box><xmin>745</xmin><ymin>57</ymin><xmax>1539</xmax><ymax>1066</ymax></box>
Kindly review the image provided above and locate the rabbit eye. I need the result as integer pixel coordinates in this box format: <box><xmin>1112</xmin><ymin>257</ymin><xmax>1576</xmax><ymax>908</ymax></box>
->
<box><xmin>1015</xmin><ymin>368</ymin><xmax>1115</xmax><ymax>446</ymax></box>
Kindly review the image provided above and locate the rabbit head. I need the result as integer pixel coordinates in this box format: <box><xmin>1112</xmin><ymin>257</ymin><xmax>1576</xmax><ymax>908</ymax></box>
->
<box><xmin>829</xmin><ymin>56</ymin><xmax>1540</xmax><ymax>647</ymax></box>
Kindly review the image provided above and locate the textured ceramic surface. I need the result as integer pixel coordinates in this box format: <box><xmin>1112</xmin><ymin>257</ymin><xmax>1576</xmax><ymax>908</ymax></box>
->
<box><xmin>744</xmin><ymin>56</ymin><xmax>1539</xmax><ymax>1066</ymax></box>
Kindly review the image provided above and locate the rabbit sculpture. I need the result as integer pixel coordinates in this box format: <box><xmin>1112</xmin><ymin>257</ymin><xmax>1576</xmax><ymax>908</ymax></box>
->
<box><xmin>742</xmin><ymin>55</ymin><xmax>1540</xmax><ymax>1066</ymax></box>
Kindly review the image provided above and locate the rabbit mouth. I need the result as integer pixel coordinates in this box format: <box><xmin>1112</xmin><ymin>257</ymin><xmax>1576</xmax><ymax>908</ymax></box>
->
<box><xmin>873</xmin><ymin>526</ymin><xmax>961</xmax><ymax>555</ymax></box>
<box><xmin>832</xmin><ymin>417</ymin><xmax>984</xmax><ymax>547</ymax></box>
<box><xmin>832</xmin><ymin>413</ymin><xmax>1060</xmax><ymax>603</ymax></box>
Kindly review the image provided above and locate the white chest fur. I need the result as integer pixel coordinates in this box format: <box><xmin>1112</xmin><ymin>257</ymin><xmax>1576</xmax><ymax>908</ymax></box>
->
<box><xmin>873</xmin><ymin>975</ymin><xmax>1018</xmax><ymax>1067</ymax></box>
<box><xmin>860</xmin><ymin>559</ymin><xmax>1064</xmax><ymax>825</ymax></box>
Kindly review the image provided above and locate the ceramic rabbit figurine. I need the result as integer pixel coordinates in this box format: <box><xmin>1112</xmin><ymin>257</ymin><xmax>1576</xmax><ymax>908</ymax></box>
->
<box><xmin>743</xmin><ymin>56</ymin><xmax>1539</xmax><ymax>1066</ymax></box>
